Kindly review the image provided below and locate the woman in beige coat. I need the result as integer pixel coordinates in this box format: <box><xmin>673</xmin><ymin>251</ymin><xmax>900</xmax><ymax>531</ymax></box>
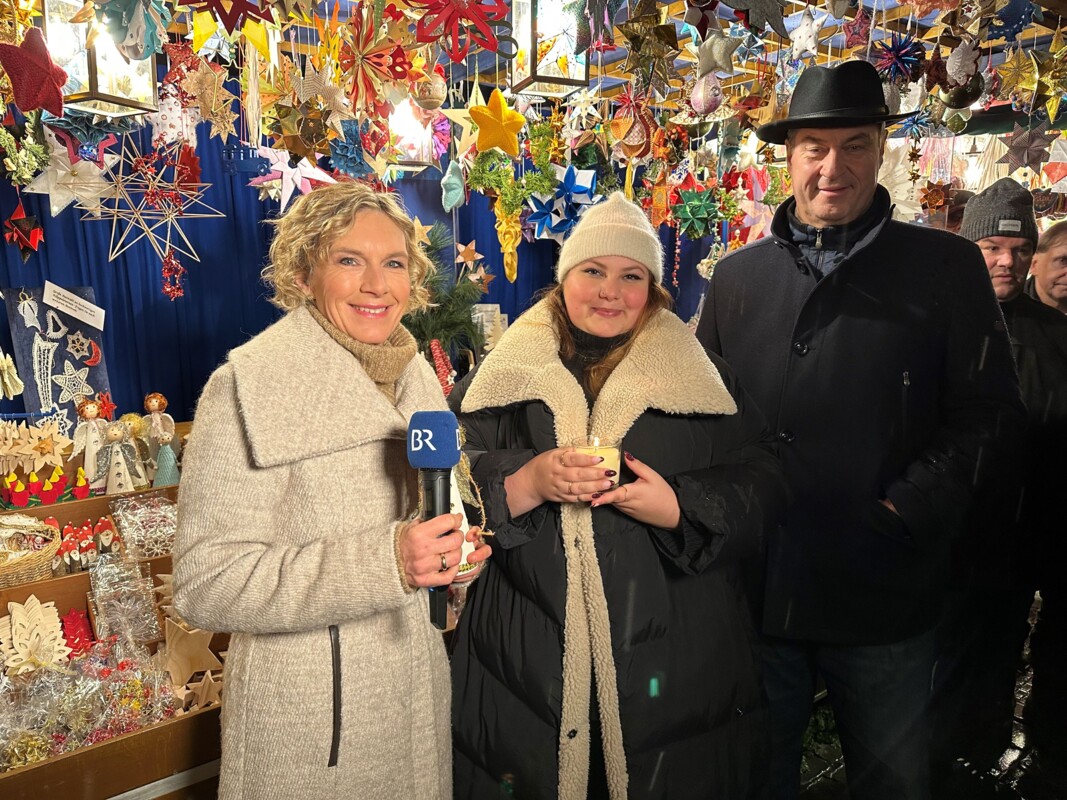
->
<box><xmin>174</xmin><ymin>183</ymin><xmax>489</xmax><ymax>800</ymax></box>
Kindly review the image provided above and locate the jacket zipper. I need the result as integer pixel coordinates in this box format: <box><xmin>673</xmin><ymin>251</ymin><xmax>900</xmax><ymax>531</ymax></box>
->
<box><xmin>328</xmin><ymin>624</ymin><xmax>342</xmax><ymax>767</ymax></box>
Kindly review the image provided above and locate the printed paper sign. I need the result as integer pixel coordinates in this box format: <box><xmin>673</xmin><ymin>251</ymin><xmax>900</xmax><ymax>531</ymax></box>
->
<box><xmin>43</xmin><ymin>281</ymin><xmax>106</xmax><ymax>330</ymax></box>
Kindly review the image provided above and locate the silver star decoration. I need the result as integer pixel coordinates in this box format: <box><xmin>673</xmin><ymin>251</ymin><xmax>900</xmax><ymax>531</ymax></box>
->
<box><xmin>730</xmin><ymin>0</ymin><xmax>790</xmax><ymax>39</ymax></box>
<box><xmin>691</xmin><ymin>28</ymin><xmax>744</xmax><ymax>77</ymax></box>
<box><xmin>51</xmin><ymin>360</ymin><xmax>94</xmax><ymax>404</ymax></box>
<box><xmin>66</xmin><ymin>331</ymin><xmax>91</xmax><ymax>360</ymax></box>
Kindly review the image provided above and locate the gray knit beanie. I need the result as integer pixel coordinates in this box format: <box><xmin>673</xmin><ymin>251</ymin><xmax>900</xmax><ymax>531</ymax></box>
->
<box><xmin>556</xmin><ymin>192</ymin><xmax>665</xmax><ymax>284</ymax></box>
<box><xmin>959</xmin><ymin>178</ymin><xmax>1039</xmax><ymax>247</ymax></box>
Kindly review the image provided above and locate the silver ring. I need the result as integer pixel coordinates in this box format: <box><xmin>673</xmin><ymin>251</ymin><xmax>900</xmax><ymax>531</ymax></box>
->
<box><xmin>439</xmin><ymin>553</ymin><xmax>448</xmax><ymax>572</ymax></box>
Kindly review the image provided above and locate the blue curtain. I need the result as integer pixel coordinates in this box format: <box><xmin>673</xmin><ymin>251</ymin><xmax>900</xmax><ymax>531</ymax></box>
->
<box><xmin>0</xmin><ymin>129</ymin><xmax>711</xmax><ymax>422</ymax></box>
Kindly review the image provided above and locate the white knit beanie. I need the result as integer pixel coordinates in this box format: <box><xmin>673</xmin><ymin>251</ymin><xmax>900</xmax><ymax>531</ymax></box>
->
<box><xmin>556</xmin><ymin>192</ymin><xmax>665</xmax><ymax>284</ymax></box>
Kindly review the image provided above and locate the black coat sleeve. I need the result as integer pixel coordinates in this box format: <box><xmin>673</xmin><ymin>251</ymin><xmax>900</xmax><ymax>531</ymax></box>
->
<box><xmin>653</xmin><ymin>351</ymin><xmax>790</xmax><ymax>575</ymax></box>
<box><xmin>884</xmin><ymin>250</ymin><xmax>1028</xmax><ymax>548</ymax></box>
<box><xmin>449</xmin><ymin>371</ymin><xmax>552</xmax><ymax>550</ymax></box>
<box><xmin>694</xmin><ymin>272</ymin><xmax>722</xmax><ymax>356</ymax></box>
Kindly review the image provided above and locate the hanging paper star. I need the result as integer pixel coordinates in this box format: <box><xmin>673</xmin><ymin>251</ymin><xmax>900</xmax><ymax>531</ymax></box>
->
<box><xmin>843</xmin><ymin>8</ymin><xmax>871</xmax><ymax>49</ymax></box>
<box><xmin>901</xmin><ymin>0</ymin><xmax>957</xmax><ymax>19</ymax></box>
<box><xmin>25</xmin><ymin>131</ymin><xmax>118</xmax><ymax>217</ymax></box>
<box><xmin>991</xmin><ymin>0</ymin><xmax>1037</xmax><ymax>43</ymax></box>
<box><xmin>824</xmin><ymin>0</ymin><xmax>850</xmax><ymax>19</ymax></box>
<box><xmin>466</xmin><ymin>263</ymin><xmax>496</xmax><ymax>290</ymax></box>
<box><xmin>441</xmin><ymin>159</ymin><xmax>466</xmax><ymax>212</ymax></box>
<box><xmin>147</xmin><ymin>94</ymin><xmax>202</xmax><ymax>147</ymax></box>
<box><xmin>727</xmin><ymin>23</ymin><xmax>765</xmax><ymax>60</ymax></box>
<box><xmin>996</xmin><ymin>47</ymin><xmax>1037</xmax><ymax>97</ymax></box>
<box><xmin>3</xmin><ymin>200</ymin><xmax>43</xmax><ymax>262</ymax></box>
<box><xmin>998</xmin><ymin>120</ymin><xmax>1057</xmax><ymax>172</ymax></box>
<box><xmin>94</xmin><ymin>0</ymin><xmax>171</xmax><ymax>60</ymax></box>
<box><xmin>1031</xmin><ymin>48</ymin><xmax>1067</xmax><ymax>121</ymax></box>
<box><xmin>675</xmin><ymin>189</ymin><xmax>718</xmax><ymax>239</ymax></box>
<box><xmin>919</xmin><ymin>179</ymin><xmax>951</xmax><ymax>211</ymax></box>
<box><xmin>177</xmin><ymin>0</ymin><xmax>271</xmax><ymax>35</ymax></box>
<box><xmin>470</xmin><ymin>89</ymin><xmax>526</xmax><ymax>158</ymax></box>
<box><xmin>248</xmin><ymin>145</ymin><xmax>337</xmax><ymax>210</ymax></box>
<box><xmin>340</xmin><ymin>4</ymin><xmax>409</xmax><ymax>119</ymax></box>
<box><xmin>455</xmin><ymin>240</ymin><xmax>484</xmax><ymax>265</ymax></box>
<box><xmin>441</xmin><ymin>88</ymin><xmax>482</xmax><ymax>158</ymax></box>
<box><xmin>41</xmin><ymin>116</ymin><xmax>120</xmax><ymax>168</ymax></box>
<box><xmin>51</xmin><ymin>360</ymin><xmax>93</xmax><ymax>404</ymax></box>
<box><xmin>329</xmin><ymin>119</ymin><xmax>374</xmax><ymax>179</ymax></box>
<box><xmin>684</xmin><ymin>0</ymin><xmax>721</xmax><ymax>40</ymax></box>
<box><xmin>619</xmin><ymin>0</ymin><xmax>681</xmax><ymax>98</ymax></box>
<box><xmin>181</xmin><ymin>60</ymin><xmax>238</xmax><ymax>140</ymax></box>
<box><xmin>0</xmin><ymin>28</ymin><xmax>66</xmax><ymax>117</ymax></box>
<box><xmin>408</xmin><ymin>0</ymin><xmax>511</xmax><ymax>63</ymax></box>
<box><xmin>585</xmin><ymin>0</ymin><xmax>626</xmax><ymax>51</ymax></box>
<box><xmin>565</xmin><ymin>88</ymin><xmax>602</xmax><ymax>131</ymax></box>
<box><xmin>693</xmin><ymin>28</ymin><xmax>743</xmax><ymax>77</ymax></box>
<box><xmin>729</xmin><ymin>0</ymin><xmax>790</xmax><ymax>39</ymax></box>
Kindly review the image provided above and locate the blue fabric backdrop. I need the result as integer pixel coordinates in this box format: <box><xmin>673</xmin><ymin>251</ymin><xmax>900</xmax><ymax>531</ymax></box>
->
<box><xmin>0</xmin><ymin>128</ymin><xmax>711</xmax><ymax>422</ymax></box>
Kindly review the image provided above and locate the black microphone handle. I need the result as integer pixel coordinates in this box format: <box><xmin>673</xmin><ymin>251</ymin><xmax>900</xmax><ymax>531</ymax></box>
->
<box><xmin>420</xmin><ymin>468</ymin><xmax>454</xmax><ymax>630</ymax></box>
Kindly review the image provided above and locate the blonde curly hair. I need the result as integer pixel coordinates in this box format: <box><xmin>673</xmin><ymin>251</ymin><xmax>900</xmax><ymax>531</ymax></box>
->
<box><xmin>262</xmin><ymin>182</ymin><xmax>434</xmax><ymax>312</ymax></box>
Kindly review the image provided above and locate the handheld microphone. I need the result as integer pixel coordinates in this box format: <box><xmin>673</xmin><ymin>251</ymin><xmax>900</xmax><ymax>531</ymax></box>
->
<box><xmin>406</xmin><ymin>410</ymin><xmax>461</xmax><ymax>630</ymax></box>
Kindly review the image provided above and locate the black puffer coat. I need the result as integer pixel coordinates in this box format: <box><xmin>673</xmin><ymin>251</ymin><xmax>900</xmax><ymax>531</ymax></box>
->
<box><xmin>449</xmin><ymin>301</ymin><xmax>788</xmax><ymax>800</ymax></box>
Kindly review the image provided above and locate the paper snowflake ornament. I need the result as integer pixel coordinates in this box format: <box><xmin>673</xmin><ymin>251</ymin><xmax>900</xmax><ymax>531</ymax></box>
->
<box><xmin>565</xmin><ymin>88</ymin><xmax>602</xmax><ymax>131</ymax></box>
<box><xmin>998</xmin><ymin>120</ymin><xmax>1057</xmax><ymax>173</ymax></box>
<box><xmin>470</xmin><ymin>89</ymin><xmax>526</xmax><ymax>158</ymax></box>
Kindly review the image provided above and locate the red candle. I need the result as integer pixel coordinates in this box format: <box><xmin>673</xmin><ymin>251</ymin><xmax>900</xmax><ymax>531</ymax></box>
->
<box><xmin>10</xmin><ymin>480</ymin><xmax>29</xmax><ymax>507</ymax></box>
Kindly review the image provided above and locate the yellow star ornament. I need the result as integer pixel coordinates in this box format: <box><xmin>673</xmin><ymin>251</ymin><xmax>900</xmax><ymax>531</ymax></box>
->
<box><xmin>470</xmin><ymin>88</ymin><xmax>526</xmax><ymax>158</ymax></box>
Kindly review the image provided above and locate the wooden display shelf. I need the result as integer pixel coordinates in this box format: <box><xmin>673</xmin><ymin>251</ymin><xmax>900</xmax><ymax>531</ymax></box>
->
<box><xmin>0</xmin><ymin>481</ymin><xmax>224</xmax><ymax>799</ymax></box>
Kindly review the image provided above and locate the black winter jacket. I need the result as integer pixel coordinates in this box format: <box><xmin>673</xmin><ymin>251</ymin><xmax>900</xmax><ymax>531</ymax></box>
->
<box><xmin>696</xmin><ymin>187</ymin><xmax>1026</xmax><ymax>644</ymax></box>
<box><xmin>449</xmin><ymin>301</ymin><xmax>788</xmax><ymax>800</ymax></box>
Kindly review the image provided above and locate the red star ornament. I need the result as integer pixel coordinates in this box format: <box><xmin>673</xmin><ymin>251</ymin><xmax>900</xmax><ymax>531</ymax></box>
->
<box><xmin>95</xmin><ymin>391</ymin><xmax>117</xmax><ymax>421</ymax></box>
<box><xmin>4</xmin><ymin>200</ymin><xmax>44</xmax><ymax>262</ymax></box>
<box><xmin>0</xmin><ymin>27</ymin><xmax>68</xmax><ymax>117</ymax></box>
<box><xmin>177</xmin><ymin>0</ymin><xmax>273</xmax><ymax>33</ymax></box>
<box><xmin>843</xmin><ymin>8</ymin><xmax>872</xmax><ymax>50</ymax></box>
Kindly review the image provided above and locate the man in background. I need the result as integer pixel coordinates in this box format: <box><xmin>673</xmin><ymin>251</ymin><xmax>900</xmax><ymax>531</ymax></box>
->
<box><xmin>1028</xmin><ymin>219</ymin><xmax>1067</xmax><ymax>314</ymax></box>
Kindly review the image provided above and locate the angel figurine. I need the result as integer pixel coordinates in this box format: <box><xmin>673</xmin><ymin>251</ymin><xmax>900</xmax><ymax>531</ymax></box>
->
<box><xmin>70</xmin><ymin>397</ymin><xmax>109</xmax><ymax>493</ymax></box>
<box><xmin>92</xmin><ymin>421</ymin><xmax>150</xmax><ymax>495</ymax></box>
<box><xmin>142</xmin><ymin>392</ymin><xmax>175</xmax><ymax>480</ymax></box>
<box><xmin>152</xmin><ymin>432</ymin><xmax>181</xmax><ymax>488</ymax></box>
<box><xmin>119</xmin><ymin>412</ymin><xmax>153</xmax><ymax>483</ymax></box>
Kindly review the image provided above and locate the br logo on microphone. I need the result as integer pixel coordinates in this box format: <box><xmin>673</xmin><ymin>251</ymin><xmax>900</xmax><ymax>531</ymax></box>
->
<box><xmin>406</xmin><ymin>411</ymin><xmax>462</xmax><ymax>470</ymax></box>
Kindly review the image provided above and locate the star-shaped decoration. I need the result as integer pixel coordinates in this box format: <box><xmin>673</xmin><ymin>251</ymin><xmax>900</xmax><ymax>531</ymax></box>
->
<box><xmin>1031</xmin><ymin>47</ymin><xmax>1067</xmax><ymax>121</ymax></box>
<box><xmin>154</xmin><ymin>573</ymin><xmax>175</xmax><ymax>607</ymax></box>
<box><xmin>248</xmin><ymin>145</ymin><xmax>337</xmax><ymax>210</ymax></box>
<box><xmin>998</xmin><ymin>120</ymin><xmax>1058</xmax><ymax>173</ymax></box>
<box><xmin>843</xmin><ymin>8</ymin><xmax>872</xmax><ymax>49</ymax></box>
<box><xmin>455</xmin><ymin>240</ymin><xmax>484</xmax><ymax>265</ymax></box>
<box><xmin>162</xmin><ymin>618</ymin><xmax>224</xmax><ymax>687</ymax></box>
<box><xmin>95</xmin><ymin>391</ymin><xmax>117</xmax><ymax>420</ymax></box>
<box><xmin>996</xmin><ymin>47</ymin><xmax>1036</xmax><ymax>96</ymax></box>
<box><xmin>619</xmin><ymin>0</ymin><xmax>681</xmax><ymax>97</ymax></box>
<box><xmin>692</xmin><ymin>28</ymin><xmax>743</xmax><ymax>77</ymax></box>
<box><xmin>466</xmin><ymin>264</ymin><xmax>495</xmax><ymax>291</ymax></box>
<box><xmin>17</xmin><ymin>418</ymin><xmax>74</xmax><ymax>473</ymax></box>
<box><xmin>790</xmin><ymin>7</ymin><xmax>834</xmax><ymax>61</ymax></box>
<box><xmin>3</xmin><ymin>200</ymin><xmax>43</xmax><ymax>262</ymax></box>
<box><xmin>189</xmin><ymin>669</ymin><xmax>223</xmax><ymax>708</ymax></box>
<box><xmin>565</xmin><ymin>88</ymin><xmax>602</xmax><ymax>131</ymax></box>
<box><xmin>441</xmin><ymin>159</ymin><xmax>466</xmax><ymax>212</ymax></box>
<box><xmin>51</xmin><ymin>360</ymin><xmax>93</xmax><ymax>404</ymax></box>
<box><xmin>0</xmin><ymin>28</ymin><xmax>66</xmax><ymax>117</ymax></box>
<box><xmin>88</xmin><ymin>137</ymin><xmax>225</xmax><ymax>263</ymax></box>
<box><xmin>177</xmin><ymin>0</ymin><xmax>271</xmax><ymax>34</ymax></box>
<box><xmin>470</xmin><ymin>89</ymin><xmax>526</xmax><ymax>158</ymax></box>
<box><xmin>730</xmin><ymin>0</ymin><xmax>790</xmax><ymax>39</ymax></box>
<box><xmin>66</xmin><ymin>331</ymin><xmax>91</xmax><ymax>359</ymax></box>
<box><xmin>411</xmin><ymin>217</ymin><xmax>432</xmax><ymax>246</ymax></box>
<box><xmin>180</xmin><ymin>60</ymin><xmax>238</xmax><ymax>141</ymax></box>
<box><xmin>25</xmin><ymin>132</ymin><xmax>118</xmax><ymax>218</ymax></box>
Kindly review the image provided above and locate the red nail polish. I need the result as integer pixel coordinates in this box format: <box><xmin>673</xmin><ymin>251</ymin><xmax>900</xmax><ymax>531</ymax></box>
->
<box><xmin>624</xmin><ymin>451</ymin><xmax>634</xmax><ymax>461</ymax></box>
<box><xmin>591</xmin><ymin>492</ymin><xmax>602</xmax><ymax>499</ymax></box>
<box><xmin>605</xmin><ymin>470</ymin><xmax>616</xmax><ymax>477</ymax></box>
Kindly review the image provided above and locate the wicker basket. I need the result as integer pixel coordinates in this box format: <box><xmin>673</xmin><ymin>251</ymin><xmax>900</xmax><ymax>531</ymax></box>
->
<box><xmin>0</xmin><ymin>515</ymin><xmax>61</xmax><ymax>589</ymax></box>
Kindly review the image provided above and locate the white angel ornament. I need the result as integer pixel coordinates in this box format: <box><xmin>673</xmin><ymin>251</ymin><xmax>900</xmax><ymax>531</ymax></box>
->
<box><xmin>142</xmin><ymin>392</ymin><xmax>176</xmax><ymax>480</ymax></box>
<box><xmin>70</xmin><ymin>397</ymin><xmax>109</xmax><ymax>493</ymax></box>
<box><xmin>92</xmin><ymin>421</ymin><xmax>150</xmax><ymax>495</ymax></box>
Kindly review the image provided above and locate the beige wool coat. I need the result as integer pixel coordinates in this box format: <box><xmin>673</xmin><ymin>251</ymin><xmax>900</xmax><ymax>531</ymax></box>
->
<box><xmin>173</xmin><ymin>306</ymin><xmax>451</xmax><ymax>800</ymax></box>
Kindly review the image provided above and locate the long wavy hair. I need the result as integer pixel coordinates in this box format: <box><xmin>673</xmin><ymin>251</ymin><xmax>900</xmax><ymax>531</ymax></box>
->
<box><xmin>542</xmin><ymin>278</ymin><xmax>673</xmax><ymax>397</ymax></box>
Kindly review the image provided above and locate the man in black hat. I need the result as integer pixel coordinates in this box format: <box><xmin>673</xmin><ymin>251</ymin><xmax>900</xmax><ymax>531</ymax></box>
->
<box><xmin>696</xmin><ymin>59</ymin><xmax>1025</xmax><ymax>800</ymax></box>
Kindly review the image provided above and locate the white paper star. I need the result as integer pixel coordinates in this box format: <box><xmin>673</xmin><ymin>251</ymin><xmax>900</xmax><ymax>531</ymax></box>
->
<box><xmin>248</xmin><ymin>146</ymin><xmax>337</xmax><ymax>210</ymax></box>
<box><xmin>790</xmin><ymin>7</ymin><xmax>833</xmax><ymax>61</ymax></box>
<box><xmin>146</xmin><ymin>94</ymin><xmax>202</xmax><ymax>147</ymax></box>
<box><xmin>24</xmin><ymin>132</ymin><xmax>119</xmax><ymax>218</ymax></box>
<box><xmin>565</xmin><ymin>88</ymin><xmax>602</xmax><ymax>131</ymax></box>
<box><xmin>51</xmin><ymin>360</ymin><xmax>94</xmax><ymax>404</ymax></box>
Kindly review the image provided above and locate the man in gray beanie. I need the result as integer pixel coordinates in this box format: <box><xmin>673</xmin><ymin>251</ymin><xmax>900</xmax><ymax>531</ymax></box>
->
<box><xmin>935</xmin><ymin>178</ymin><xmax>1067</xmax><ymax>794</ymax></box>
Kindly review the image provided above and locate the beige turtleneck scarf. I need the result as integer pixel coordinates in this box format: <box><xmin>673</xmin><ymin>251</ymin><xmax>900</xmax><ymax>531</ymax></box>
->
<box><xmin>306</xmin><ymin>302</ymin><xmax>417</xmax><ymax>404</ymax></box>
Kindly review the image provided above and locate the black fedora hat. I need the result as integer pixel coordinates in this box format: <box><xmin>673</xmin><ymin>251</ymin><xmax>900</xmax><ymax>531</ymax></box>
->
<box><xmin>757</xmin><ymin>59</ymin><xmax>913</xmax><ymax>145</ymax></box>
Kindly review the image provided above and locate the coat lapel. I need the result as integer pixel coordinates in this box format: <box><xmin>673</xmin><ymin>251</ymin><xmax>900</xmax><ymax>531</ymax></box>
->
<box><xmin>229</xmin><ymin>306</ymin><xmax>436</xmax><ymax>468</ymax></box>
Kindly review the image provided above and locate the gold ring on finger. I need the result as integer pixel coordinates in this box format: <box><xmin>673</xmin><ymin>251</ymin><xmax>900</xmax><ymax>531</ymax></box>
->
<box><xmin>439</xmin><ymin>553</ymin><xmax>448</xmax><ymax>572</ymax></box>
<box><xmin>622</xmin><ymin>485</ymin><xmax>629</xmax><ymax>501</ymax></box>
